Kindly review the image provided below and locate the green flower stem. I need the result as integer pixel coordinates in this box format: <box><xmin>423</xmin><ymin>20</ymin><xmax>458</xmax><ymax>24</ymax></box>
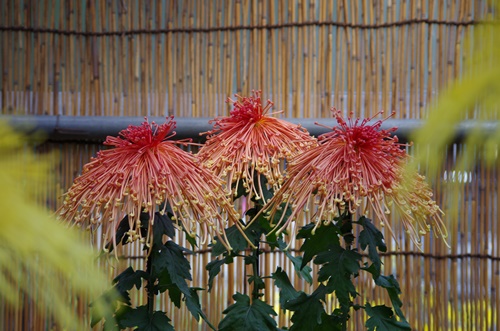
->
<box><xmin>251</xmin><ymin>245</ymin><xmax>261</xmax><ymax>301</ymax></box>
<box><xmin>145</xmin><ymin>254</ymin><xmax>155</xmax><ymax>317</ymax></box>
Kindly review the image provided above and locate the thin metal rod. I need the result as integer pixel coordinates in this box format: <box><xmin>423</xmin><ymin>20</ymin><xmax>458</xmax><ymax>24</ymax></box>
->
<box><xmin>1</xmin><ymin>115</ymin><xmax>497</xmax><ymax>144</ymax></box>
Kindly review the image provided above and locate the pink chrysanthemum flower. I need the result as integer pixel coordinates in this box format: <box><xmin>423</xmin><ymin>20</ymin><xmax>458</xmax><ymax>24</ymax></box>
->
<box><xmin>197</xmin><ymin>91</ymin><xmax>317</xmax><ymax>202</ymax></box>
<box><xmin>57</xmin><ymin>117</ymin><xmax>238</xmax><ymax>251</ymax></box>
<box><xmin>263</xmin><ymin>110</ymin><xmax>448</xmax><ymax>247</ymax></box>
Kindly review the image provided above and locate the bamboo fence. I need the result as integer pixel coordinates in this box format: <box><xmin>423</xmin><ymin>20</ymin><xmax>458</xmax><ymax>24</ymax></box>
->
<box><xmin>0</xmin><ymin>0</ymin><xmax>498</xmax><ymax>330</ymax></box>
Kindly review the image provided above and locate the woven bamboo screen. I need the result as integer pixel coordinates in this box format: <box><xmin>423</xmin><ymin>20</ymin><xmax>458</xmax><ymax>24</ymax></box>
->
<box><xmin>1</xmin><ymin>0</ymin><xmax>498</xmax><ymax>330</ymax></box>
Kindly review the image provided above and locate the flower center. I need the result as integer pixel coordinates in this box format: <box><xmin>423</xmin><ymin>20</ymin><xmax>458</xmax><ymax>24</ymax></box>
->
<box><xmin>106</xmin><ymin>117</ymin><xmax>177</xmax><ymax>149</ymax></box>
<box><xmin>228</xmin><ymin>91</ymin><xmax>273</xmax><ymax>124</ymax></box>
<box><xmin>347</xmin><ymin>125</ymin><xmax>380</xmax><ymax>151</ymax></box>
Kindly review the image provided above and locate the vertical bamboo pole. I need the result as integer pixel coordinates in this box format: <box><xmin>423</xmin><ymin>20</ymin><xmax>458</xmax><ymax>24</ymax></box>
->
<box><xmin>91</xmin><ymin>2</ymin><xmax>101</xmax><ymax>115</ymax></box>
<box><xmin>233</xmin><ymin>0</ymin><xmax>241</xmax><ymax>93</ymax></box>
<box><xmin>291</xmin><ymin>0</ymin><xmax>300</xmax><ymax>117</ymax></box>
<box><xmin>11</xmin><ymin>0</ymin><xmax>19</xmax><ymax>111</ymax></box>
<box><xmin>282</xmin><ymin>0</ymin><xmax>290</xmax><ymax>115</ymax></box>
<box><xmin>324</xmin><ymin>1</ymin><xmax>333</xmax><ymax>116</ymax></box>
<box><xmin>353</xmin><ymin>1</ymin><xmax>362</xmax><ymax>115</ymax></box>
<box><xmin>189</xmin><ymin>0</ymin><xmax>197</xmax><ymax>117</ymax></box>
<box><xmin>166</xmin><ymin>1</ymin><xmax>174</xmax><ymax>115</ymax></box>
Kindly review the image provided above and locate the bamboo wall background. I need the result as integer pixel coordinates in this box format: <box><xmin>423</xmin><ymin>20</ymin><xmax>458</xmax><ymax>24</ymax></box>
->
<box><xmin>0</xmin><ymin>0</ymin><xmax>498</xmax><ymax>330</ymax></box>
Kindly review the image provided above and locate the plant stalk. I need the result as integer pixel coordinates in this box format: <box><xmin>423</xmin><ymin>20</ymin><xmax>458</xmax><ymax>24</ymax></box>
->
<box><xmin>146</xmin><ymin>251</ymin><xmax>155</xmax><ymax>316</ymax></box>
<box><xmin>251</xmin><ymin>245</ymin><xmax>261</xmax><ymax>301</ymax></box>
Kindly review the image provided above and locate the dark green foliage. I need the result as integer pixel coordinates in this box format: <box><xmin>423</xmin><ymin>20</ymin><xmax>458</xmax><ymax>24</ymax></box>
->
<box><xmin>374</xmin><ymin>275</ymin><xmax>407</xmax><ymax>321</ymax></box>
<box><xmin>153</xmin><ymin>212</ymin><xmax>176</xmax><ymax>242</ymax></box>
<box><xmin>184</xmin><ymin>288</ymin><xmax>216</xmax><ymax>330</ymax></box>
<box><xmin>90</xmin><ymin>267</ymin><xmax>148</xmax><ymax>330</ymax></box>
<box><xmin>315</xmin><ymin>313</ymin><xmax>343</xmax><ymax>331</ymax></box>
<box><xmin>271</xmin><ymin>267</ymin><xmax>300</xmax><ymax>309</ymax></box>
<box><xmin>218</xmin><ymin>293</ymin><xmax>278</xmax><ymax>331</ymax></box>
<box><xmin>296</xmin><ymin>222</ymin><xmax>341</xmax><ymax>268</ymax></box>
<box><xmin>315</xmin><ymin>245</ymin><xmax>361</xmax><ymax>314</ymax></box>
<box><xmin>279</xmin><ymin>215</ymin><xmax>411</xmax><ymax>331</ymax></box>
<box><xmin>152</xmin><ymin>241</ymin><xmax>192</xmax><ymax>297</ymax></box>
<box><xmin>91</xmin><ymin>210</ymin><xmax>214</xmax><ymax>330</ymax></box>
<box><xmin>357</xmin><ymin>217</ymin><xmax>387</xmax><ymax>278</ymax></box>
<box><xmin>276</xmin><ymin>239</ymin><xmax>313</xmax><ymax>284</ymax></box>
<box><xmin>211</xmin><ymin>224</ymin><xmax>250</xmax><ymax>256</ymax></box>
<box><xmin>94</xmin><ymin>183</ymin><xmax>412</xmax><ymax>331</ymax></box>
<box><xmin>119</xmin><ymin>305</ymin><xmax>175</xmax><ymax>331</ymax></box>
<box><xmin>105</xmin><ymin>213</ymin><xmax>149</xmax><ymax>251</ymax></box>
<box><xmin>206</xmin><ymin>257</ymin><xmax>231</xmax><ymax>292</ymax></box>
<box><xmin>112</xmin><ymin>267</ymin><xmax>149</xmax><ymax>305</ymax></box>
<box><xmin>284</xmin><ymin>286</ymin><xmax>330</xmax><ymax>331</ymax></box>
<box><xmin>364</xmin><ymin>304</ymin><xmax>411</xmax><ymax>331</ymax></box>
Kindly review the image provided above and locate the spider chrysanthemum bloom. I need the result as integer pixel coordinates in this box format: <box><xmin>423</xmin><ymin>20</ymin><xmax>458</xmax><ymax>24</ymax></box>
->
<box><xmin>264</xmin><ymin>110</ymin><xmax>448</xmax><ymax>247</ymax></box>
<box><xmin>197</xmin><ymin>91</ymin><xmax>317</xmax><ymax>202</ymax></box>
<box><xmin>57</xmin><ymin>117</ymin><xmax>237</xmax><ymax>251</ymax></box>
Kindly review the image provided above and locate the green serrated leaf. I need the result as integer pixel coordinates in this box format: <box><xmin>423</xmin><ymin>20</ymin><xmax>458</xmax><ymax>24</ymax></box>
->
<box><xmin>232</xmin><ymin>179</ymin><xmax>248</xmax><ymax>200</ymax></box>
<box><xmin>357</xmin><ymin>217</ymin><xmax>387</xmax><ymax>277</ymax></box>
<box><xmin>364</xmin><ymin>304</ymin><xmax>411</xmax><ymax>331</ymax></box>
<box><xmin>152</xmin><ymin>241</ymin><xmax>192</xmax><ymax>297</ymax></box>
<box><xmin>218</xmin><ymin>293</ymin><xmax>278</xmax><ymax>331</ymax></box>
<box><xmin>297</xmin><ymin>223</ymin><xmax>341</xmax><ymax>268</ymax></box>
<box><xmin>155</xmin><ymin>270</ymin><xmax>182</xmax><ymax>307</ymax></box>
<box><xmin>315</xmin><ymin>313</ymin><xmax>343</xmax><ymax>331</ymax></box>
<box><xmin>112</xmin><ymin>267</ymin><xmax>148</xmax><ymax>305</ymax></box>
<box><xmin>183</xmin><ymin>231</ymin><xmax>198</xmax><ymax>248</ymax></box>
<box><xmin>206</xmin><ymin>257</ymin><xmax>231</xmax><ymax>292</ymax></box>
<box><xmin>119</xmin><ymin>305</ymin><xmax>175</xmax><ymax>331</ymax></box>
<box><xmin>212</xmin><ymin>224</ymin><xmax>249</xmax><ymax>255</ymax></box>
<box><xmin>105</xmin><ymin>215</ymin><xmax>130</xmax><ymax>251</ymax></box>
<box><xmin>153</xmin><ymin>212</ymin><xmax>176</xmax><ymax>241</ymax></box>
<box><xmin>277</xmin><ymin>239</ymin><xmax>312</xmax><ymax>284</ymax></box>
<box><xmin>248</xmin><ymin>274</ymin><xmax>265</xmax><ymax>292</ymax></box>
<box><xmin>184</xmin><ymin>287</ymin><xmax>216</xmax><ymax>330</ymax></box>
<box><xmin>244</xmin><ymin>217</ymin><xmax>268</xmax><ymax>246</ymax></box>
<box><xmin>272</xmin><ymin>267</ymin><xmax>300</xmax><ymax>310</ymax></box>
<box><xmin>336</xmin><ymin>213</ymin><xmax>355</xmax><ymax>246</ymax></box>
<box><xmin>315</xmin><ymin>246</ymin><xmax>361</xmax><ymax>280</ymax></box>
<box><xmin>167</xmin><ymin>284</ymin><xmax>182</xmax><ymax>308</ymax></box>
<box><xmin>374</xmin><ymin>275</ymin><xmax>407</xmax><ymax>322</ymax></box>
<box><xmin>285</xmin><ymin>285</ymin><xmax>329</xmax><ymax>331</ymax></box>
<box><xmin>114</xmin><ymin>305</ymin><xmax>134</xmax><ymax>330</ymax></box>
<box><xmin>314</xmin><ymin>246</ymin><xmax>361</xmax><ymax>313</ymax></box>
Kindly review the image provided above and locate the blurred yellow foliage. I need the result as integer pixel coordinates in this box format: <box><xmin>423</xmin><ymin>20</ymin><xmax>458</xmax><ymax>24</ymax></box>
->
<box><xmin>0</xmin><ymin>121</ymin><xmax>112</xmax><ymax>330</ymax></box>
<box><xmin>412</xmin><ymin>0</ymin><xmax>500</xmax><ymax>175</ymax></box>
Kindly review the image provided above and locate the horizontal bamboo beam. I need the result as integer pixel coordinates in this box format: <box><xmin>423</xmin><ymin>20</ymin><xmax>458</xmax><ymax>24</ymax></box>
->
<box><xmin>2</xmin><ymin>115</ymin><xmax>497</xmax><ymax>144</ymax></box>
